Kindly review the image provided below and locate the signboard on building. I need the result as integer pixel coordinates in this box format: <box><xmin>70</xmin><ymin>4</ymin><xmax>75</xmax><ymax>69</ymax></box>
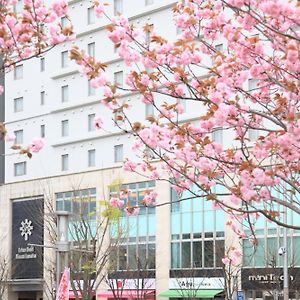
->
<box><xmin>107</xmin><ymin>278</ymin><xmax>155</xmax><ymax>290</ymax></box>
<box><xmin>11</xmin><ymin>198</ymin><xmax>44</xmax><ymax>279</ymax></box>
<box><xmin>241</xmin><ymin>268</ymin><xmax>300</xmax><ymax>290</ymax></box>
<box><xmin>169</xmin><ymin>277</ymin><xmax>224</xmax><ymax>290</ymax></box>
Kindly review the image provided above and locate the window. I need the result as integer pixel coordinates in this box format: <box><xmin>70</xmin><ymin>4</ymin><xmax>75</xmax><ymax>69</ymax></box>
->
<box><xmin>87</xmin><ymin>42</ymin><xmax>95</xmax><ymax>57</ymax></box>
<box><xmin>87</xmin><ymin>7</ymin><xmax>95</xmax><ymax>25</ymax></box>
<box><xmin>14</xmin><ymin>130</ymin><xmax>23</xmax><ymax>144</ymax></box>
<box><xmin>248</xmin><ymin>78</ymin><xmax>259</xmax><ymax>91</ymax></box>
<box><xmin>14</xmin><ymin>65</ymin><xmax>23</xmax><ymax>80</ymax></box>
<box><xmin>170</xmin><ymin>185</ymin><xmax>225</xmax><ymax>269</ymax></box>
<box><xmin>215</xmin><ymin>43</ymin><xmax>223</xmax><ymax>52</ymax></box>
<box><xmin>109</xmin><ymin>181</ymin><xmax>156</xmax><ymax>270</ymax></box>
<box><xmin>88</xmin><ymin>80</ymin><xmax>96</xmax><ymax>96</ymax></box>
<box><xmin>56</xmin><ymin>188</ymin><xmax>97</xmax><ymax>223</ymax></box>
<box><xmin>145</xmin><ymin>0</ymin><xmax>154</xmax><ymax>5</ymax></box>
<box><xmin>114</xmin><ymin>71</ymin><xmax>123</xmax><ymax>87</ymax></box>
<box><xmin>176</xmin><ymin>98</ymin><xmax>186</xmax><ymax>113</ymax></box>
<box><xmin>114</xmin><ymin>0</ymin><xmax>123</xmax><ymax>15</ymax></box>
<box><xmin>145</xmin><ymin>103</ymin><xmax>154</xmax><ymax>117</ymax></box>
<box><xmin>145</xmin><ymin>24</ymin><xmax>154</xmax><ymax>45</ymax></box>
<box><xmin>40</xmin><ymin>91</ymin><xmax>45</xmax><ymax>105</ymax></box>
<box><xmin>61</xmin><ymin>85</ymin><xmax>69</xmax><ymax>103</ymax></box>
<box><xmin>14</xmin><ymin>162</ymin><xmax>26</xmax><ymax>176</ymax></box>
<box><xmin>14</xmin><ymin>97</ymin><xmax>23</xmax><ymax>112</ymax></box>
<box><xmin>61</xmin><ymin>154</ymin><xmax>69</xmax><ymax>171</ymax></box>
<box><xmin>13</xmin><ymin>0</ymin><xmax>23</xmax><ymax>13</ymax></box>
<box><xmin>61</xmin><ymin>120</ymin><xmax>69</xmax><ymax>137</ymax></box>
<box><xmin>40</xmin><ymin>57</ymin><xmax>45</xmax><ymax>72</ymax></box>
<box><xmin>212</xmin><ymin>128</ymin><xmax>223</xmax><ymax>144</ymax></box>
<box><xmin>114</xmin><ymin>144</ymin><xmax>123</xmax><ymax>162</ymax></box>
<box><xmin>248</xmin><ymin>128</ymin><xmax>259</xmax><ymax>141</ymax></box>
<box><xmin>40</xmin><ymin>125</ymin><xmax>45</xmax><ymax>138</ymax></box>
<box><xmin>88</xmin><ymin>113</ymin><xmax>95</xmax><ymax>131</ymax></box>
<box><xmin>61</xmin><ymin>16</ymin><xmax>68</xmax><ymax>28</ymax></box>
<box><xmin>61</xmin><ymin>51</ymin><xmax>68</xmax><ymax>68</ymax></box>
<box><xmin>88</xmin><ymin>149</ymin><xmax>96</xmax><ymax>167</ymax></box>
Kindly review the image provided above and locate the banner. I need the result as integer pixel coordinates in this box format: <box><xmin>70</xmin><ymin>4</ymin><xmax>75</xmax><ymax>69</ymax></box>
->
<box><xmin>11</xmin><ymin>198</ymin><xmax>44</xmax><ymax>279</ymax></box>
<box><xmin>56</xmin><ymin>268</ymin><xmax>70</xmax><ymax>300</ymax></box>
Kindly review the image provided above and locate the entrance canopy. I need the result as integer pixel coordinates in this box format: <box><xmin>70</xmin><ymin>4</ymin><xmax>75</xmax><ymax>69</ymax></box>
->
<box><xmin>97</xmin><ymin>289</ymin><xmax>155</xmax><ymax>298</ymax></box>
<box><xmin>159</xmin><ymin>289</ymin><xmax>223</xmax><ymax>298</ymax></box>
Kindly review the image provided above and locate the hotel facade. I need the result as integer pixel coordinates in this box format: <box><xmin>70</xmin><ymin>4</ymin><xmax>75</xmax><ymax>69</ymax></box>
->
<box><xmin>1</xmin><ymin>0</ymin><xmax>300</xmax><ymax>300</ymax></box>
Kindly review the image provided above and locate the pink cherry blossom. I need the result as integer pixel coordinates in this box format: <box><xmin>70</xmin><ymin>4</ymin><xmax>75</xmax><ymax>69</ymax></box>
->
<box><xmin>30</xmin><ymin>138</ymin><xmax>45</xmax><ymax>153</ymax></box>
<box><xmin>93</xmin><ymin>116</ymin><xmax>103</xmax><ymax>129</ymax></box>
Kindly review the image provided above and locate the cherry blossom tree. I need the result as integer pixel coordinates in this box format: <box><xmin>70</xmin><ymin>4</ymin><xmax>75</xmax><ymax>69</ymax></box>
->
<box><xmin>0</xmin><ymin>0</ymin><xmax>74</xmax><ymax>156</ymax></box>
<box><xmin>70</xmin><ymin>0</ymin><xmax>300</xmax><ymax>235</ymax></box>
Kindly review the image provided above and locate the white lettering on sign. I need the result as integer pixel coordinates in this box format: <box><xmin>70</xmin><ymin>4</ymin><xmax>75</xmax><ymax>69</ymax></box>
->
<box><xmin>15</xmin><ymin>246</ymin><xmax>37</xmax><ymax>260</ymax></box>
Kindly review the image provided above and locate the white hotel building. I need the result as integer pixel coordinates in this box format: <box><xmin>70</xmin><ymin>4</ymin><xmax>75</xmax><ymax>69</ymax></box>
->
<box><xmin>1</xmin><ymin>1</ymin><xmax>300</xmax><ymax>300</ymax></box>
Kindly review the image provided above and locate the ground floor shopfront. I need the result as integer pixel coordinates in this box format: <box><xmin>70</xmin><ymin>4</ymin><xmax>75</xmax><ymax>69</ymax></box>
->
<box><xmin>241</xmin><ymin>268</ymin><xmax>300</xmax><ymax>300</ymax></box>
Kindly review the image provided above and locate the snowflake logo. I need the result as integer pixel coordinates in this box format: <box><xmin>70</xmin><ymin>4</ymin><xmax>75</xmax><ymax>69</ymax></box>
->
<box><xmin>19</xmin><ymin>219</ymin><xmax>33</xmax><ymax>241</ymax></box>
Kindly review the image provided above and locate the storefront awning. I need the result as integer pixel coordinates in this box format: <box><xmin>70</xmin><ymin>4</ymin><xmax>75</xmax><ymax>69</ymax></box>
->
<box><xmin>97</xmin><ymin>289</ymin><xmax>155</xmax><ymax>298</ymax></box>
<box><xmin>69</xmin><ymin>291</ymin><xmax>95</xmax><ymax>299</ymax></box>
<box><xmin>159</xmin><ymin>289</ymin><xmax>223</xmax><ymax>298</ymax></box>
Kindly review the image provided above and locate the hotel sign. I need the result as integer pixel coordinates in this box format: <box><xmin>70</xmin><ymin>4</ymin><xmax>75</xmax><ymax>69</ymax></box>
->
<box><xmin>11</xmin><ymin>198</ymin><xmax>44</xmax><ymax>279</ymax></box>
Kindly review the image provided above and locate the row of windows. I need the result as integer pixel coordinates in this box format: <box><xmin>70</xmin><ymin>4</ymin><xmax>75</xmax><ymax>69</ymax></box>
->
<box><xmin>13</xmin><ymin>144</ymin><xmax>123</xmax><ymax>176</ymax></box>
<box><xmin>12</xmin><ymin>70</ymin><xmax>123</xmax><ymax>112</ymax></box>
<box><xmin>86</xmin><ymin>0</ymin><xmax>155</xmax><ymax>25</ymax></box>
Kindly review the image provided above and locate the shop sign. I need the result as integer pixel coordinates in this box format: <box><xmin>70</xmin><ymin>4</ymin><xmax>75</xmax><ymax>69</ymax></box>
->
<box><xmin>241</xmin><ymin>268</ymin><xmax>300</xmax><ymax>290</ymax></box>
<box><xmin>108</xmin><ymin>278</ymin><xmax>155</xmax><ymax>290</ymax></box>
<box><xmin>169</xmin><ymin>277</ymin><xmax>224</xmax><ymax>290</ymax></box>
<box><xmin>11</xmin><ymin>198</ymin><xmax>44</xmax><ymax>279</ymax></box>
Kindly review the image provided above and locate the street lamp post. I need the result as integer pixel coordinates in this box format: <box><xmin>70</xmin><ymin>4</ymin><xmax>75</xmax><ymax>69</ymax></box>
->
<box><xmin>56</xmin><ymin>211</ymin><xmax>70</xmax><ymax>289</ymax></box>
<box><xmin>283</xmin><ymin>207</ymin><xmax>289</xmax><ymax>300</ymax></box>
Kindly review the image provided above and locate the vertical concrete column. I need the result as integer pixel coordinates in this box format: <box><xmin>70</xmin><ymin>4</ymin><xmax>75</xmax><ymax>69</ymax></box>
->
<box><xmin>0</xmin><ymin>57</ymin><xmax>5</xmax><ymax>185</ymax></box>
<box><xmin>155</xmin><ymin>180</ymin><xmax>171</xmax><ymax>300</ymax></box>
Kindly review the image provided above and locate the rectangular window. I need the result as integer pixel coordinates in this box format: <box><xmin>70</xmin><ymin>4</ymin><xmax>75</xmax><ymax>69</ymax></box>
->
<box><xmin>145</xmin><ymin>24</ymin><xmax>154</xmax><ymax>45</ymax></box>
<box><xmin>40</xmin><ymin>91</ymin><xmax>45</xmax><ymax>105</ymax></box>
<box><xmin>14</xmin><ymin>162</ymin><xmax>26</xmax><ymax>176</ymax></box>
<box><xmin>249</xmin><ymin>128</ymin><xmax>259</xmax><ymax>141</ymax></box>
<box><xmin>61</xmin><ymin>50</ymin><xmax>68</xmax><ymax>68</ymax></box>
<box><xmin>176</xmin><ymin>98</ymin><xmax>186</xmax><ymax>113</ymax></box>
<box><xmin>145</xmin><ymin>0</ymin><xmax>154</xmax><ymax>5</ymax></box>
<box><xmin>13</xmin><ymin>0</ymin><xmax>22</xmax><ymax>13</ymax></box>
<box><xmin>114</xmin><ymin>0</ymin><xmax>123</xmax><ymax>15</ymax></box>
<box><xmin>61</xmin><ymin>120</ymin><xmax>69</xmax><ymax>137</ymax></box>
<box><xmin>212</xmin><ymin>128</ymin><xmax>223</xmax><ymax>144</ymax></box>
<box><xmin>145</xmin><ymin>104</ymin><xmax>154</xmax><ymax>117</ymax></box>
<box><xmin>88</xmin><ymin>113</ymin><xmax>95</xmax><ymax>131</ymax></box>
<box><xmin>40</xmin><ymin>125</ymin><xmax>45</xmax><ymax>138</ymax></box>
<box><xmin>248</xmin><ymin>78</ymin><xmax>259</xmax><ymax>91</ymax></box>
<box><xmin>14</xmin><ymin>97</ymin><xmax>23</xmax><ymax>112</ymax></box>
<box><xmin>40</xmin><ymin>57</ymin><xmax>45</xmax><ymax>72</ymax></box>
<box><xmin>14</xmin><ymin>65</ymin><xmax>23</xmax><ymax>80</ymax></box>
<box><xmin>114</xmin><ymin>144</ymin><xmax>123</xmax><ymax>162</ymax></box>
<box><xmin>61</xmin><ymin>16</ymin><xmax>68</xmax><ymax>28</ymax></box>
<box><xmin>87</xmin><ymin>7</ymin><xmax>95</xmax><ymax>25</ymax></box>
<box><xmin>114</xmin><ymin>71</ymin><xmax>123</xmax><ymax>87</ymax></box>
<box><xmin>88</xmin><ymin>80</ymin><xmax>96</xmax><ymax>96</ymax></box>
<box><xmin>61</xmin><ymin>85</ymin><xmax>69</xmax><ymax>103</ymax></box>
<box><xmin>61</xmin><ymin>154</ymin><xmax>69</xmax><ymax>171</ymax></box>
<box><xmin>87</xmin><ymin>42</ymin><xmax>95</xmax><ymax>57</ymax></box>
<box><xmin>88</xmin><ymin>149</ymin><xmax>96</xmax><ymax>167</ymax></box>
<box><xmin>215</xmin><ymin>43</ymin><xmax>223</xmax><ymax>52</ymax></box>
<box><xmin>14</xmin><ymin>130</ymin><xmax>23</xmax><ymax>144</ymax></box>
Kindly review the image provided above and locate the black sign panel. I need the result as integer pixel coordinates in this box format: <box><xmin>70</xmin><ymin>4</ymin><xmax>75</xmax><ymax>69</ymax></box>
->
<box><xmin>242</xmin><ymin>268</ymin><xmax>300</xmax><ymax>290</ymax></box>
<box><xmin>12</xmin><ymin>198</ymin><xmax>44</xmax><ymax>279</ymax></box>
